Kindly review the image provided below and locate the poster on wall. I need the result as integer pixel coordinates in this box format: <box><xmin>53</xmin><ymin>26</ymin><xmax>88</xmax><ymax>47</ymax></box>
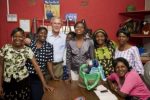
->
<box><xmin>44</xmin><ymin>0</ymin><xmax>60</xmax><ymax>20</ymax></box>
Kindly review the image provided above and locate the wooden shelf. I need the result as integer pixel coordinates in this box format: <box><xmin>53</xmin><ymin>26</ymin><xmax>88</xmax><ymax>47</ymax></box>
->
<box><xmin>141</xmin><ymin>57</ymin><xmax>150</xmax><ymax>64</ymax></box>
<box><xmin>119</xmin><ymin>10</ymin><xmax>150</xmax><ymax>18</ymax></box>
<box><xmin>130</xmin><ymin>34</ymin><xmax>150</xmax><ymax>38</ymax></box>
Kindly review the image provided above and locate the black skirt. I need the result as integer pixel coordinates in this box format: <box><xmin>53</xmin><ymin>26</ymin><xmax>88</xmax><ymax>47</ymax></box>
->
<box><xmin>3</xmin><ymin>77</ymin><xmax>31</xmax><ymax>100</ymax></box>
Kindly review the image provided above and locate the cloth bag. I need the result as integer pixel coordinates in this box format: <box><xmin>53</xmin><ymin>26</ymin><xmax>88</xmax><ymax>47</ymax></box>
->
<box><xmin>79</xmin><ymin>64</ymin><xmax>101</xmax><ymax>90</ymax></box>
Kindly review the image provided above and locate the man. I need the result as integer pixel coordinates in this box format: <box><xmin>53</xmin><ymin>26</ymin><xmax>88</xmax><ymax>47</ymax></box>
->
<box><xmin>46</xmin><ymin>17</ymin><xmax>66</xmax><ymax>79</ymax></box>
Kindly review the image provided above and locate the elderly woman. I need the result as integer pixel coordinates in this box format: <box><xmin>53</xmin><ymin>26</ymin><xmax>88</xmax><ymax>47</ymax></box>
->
<box><xmin>0</xmin><ymin>27</ymin><xmax>53</xmax><ymax>100</ymax></box>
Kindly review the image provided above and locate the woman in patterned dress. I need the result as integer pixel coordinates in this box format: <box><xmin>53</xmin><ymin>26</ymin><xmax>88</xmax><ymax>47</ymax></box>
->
<box><xmin>26</xmin><ymin>27</ymin><xmax>56</xmax><ymax>100</ymax></box>
<box><xmin>0</xmin><ymin>27</ymin><xmax>54</xmax><ymax>100</ymax></box>
<box><xmin>93</xmin><ymin>29</ymin><xmax>116</xmax><ymax>77</ymax></box>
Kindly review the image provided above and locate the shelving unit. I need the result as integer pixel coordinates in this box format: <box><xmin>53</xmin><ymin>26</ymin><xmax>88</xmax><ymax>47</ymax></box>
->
<box><xmin>119</xmin><ymin>10</ymin><xmax>150</xmax><ymax>37</ymax></box>
<box><xmin>119</xmin><ymin>10</ymin><xmax>150</xmax><ymax>63</ymax></box>
<box><xmin>119</xmin><ymin>10</ymin><xmax>150</xmax><ymax>19</ymax></box>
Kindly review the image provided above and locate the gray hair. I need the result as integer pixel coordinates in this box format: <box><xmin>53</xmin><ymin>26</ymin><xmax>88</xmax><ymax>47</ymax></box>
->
<box><xmin>50</xmin><ymin>16</ymin><xmax>62</xmax><ymax>23</ymax></box>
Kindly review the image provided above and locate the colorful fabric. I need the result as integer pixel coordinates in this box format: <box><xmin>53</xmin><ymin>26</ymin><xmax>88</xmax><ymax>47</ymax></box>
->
<box><xmin>95</xmin><ymin>41</ymin><xmax>115</xmax><ymax>76</ymax></box>
<box><xmin>0</xmin><ymin>44</ymin><xmax>34</xmax><ymax>82</ymax></box>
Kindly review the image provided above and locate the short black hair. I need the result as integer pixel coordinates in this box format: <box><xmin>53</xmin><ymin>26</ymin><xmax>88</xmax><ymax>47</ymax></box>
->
<box><xmin>74</xmin><ymin>21</ymin><xmax>87</xmax><ymax>30</ymax></box>
<box><xmin>37</xmin><ymin>27</ymin><xmax>48</xmax><ymax>34</ymax></box>
<box><xmin>11</xmin><ymin>27</ymin><xmax>24</xmax><ymax>37</ymax></box>
<box><xmin>116</xmin><ymin>28</ymin><xmax>130</xmax><ymax>38</ymax></box>
<box><xmin>113</xmin><ymin>57</ymin><xmax>131</xmax><ymax>72</ymax></box>
<box><xmin>67</xmin><ymin>31</ymin><xmax>76</xmax><ymax>38</ymax></box>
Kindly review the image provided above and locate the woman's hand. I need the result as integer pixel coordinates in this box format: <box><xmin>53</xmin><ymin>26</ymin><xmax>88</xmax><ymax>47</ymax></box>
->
<box><xmin>24</xmin><ymin>38</ymin><xmax>31</xmax><ymax>45</ymax></box>
<box><xmin>110</xmin><ymin>83</ymin><xmax>119</xmax><ymax>92</ymax></box>
<box><xmin>53</xmin><ymin>76</ymin><xmax>59</xmax><ymax>81</ymax></box>
<box><xmin>43</xmin><ymin>83</ymin><xmax>54</xmax><ymax>93</ymax></box>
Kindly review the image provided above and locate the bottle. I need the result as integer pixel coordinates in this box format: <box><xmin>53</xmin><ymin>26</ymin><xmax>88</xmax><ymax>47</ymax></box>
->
<box><xmin>98</xmin><ymin>65</ymin><xmax>106</xmax><ymax>81</ymax></box>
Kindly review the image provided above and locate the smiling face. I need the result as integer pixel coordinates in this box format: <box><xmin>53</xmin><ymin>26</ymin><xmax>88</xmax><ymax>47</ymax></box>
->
<box><xmin>115</xmin><ymin>61</ymin><xmax>128</xmax><ymax>77</ymax></box>
<box><xmin>117</xmin><ymin>32</ymin><xmax>129</xmax><ymax>46</ymax></box>
<box><xmin>74</xmin><ymin>23</ymin><xmax>85</xmax><ymax>35</ymax></box>
<box><xmin>95</xmin><ymin>32</ymin><xmax>106</xmax><ymax>46</ymax></box>
<box><xmin>51</xmin><ymin>17</ymin><xmax>62</xmax><ymax>34</ymax></box>
<box><xmin>12</xmin><ymin>31</ymin><xmax>25</xmax><ymax>47</ymax></box>
<box><xmin>37</xmin><ymin>29</ymin><xmax>47</xmax><ymax>42</ymax></box>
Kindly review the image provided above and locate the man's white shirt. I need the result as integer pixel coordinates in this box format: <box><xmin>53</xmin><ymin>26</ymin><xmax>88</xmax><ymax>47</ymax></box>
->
<box><xmin>46</xmin><ymin>31</ymin><xmax>66</xmax><ymax>63</ymax></box>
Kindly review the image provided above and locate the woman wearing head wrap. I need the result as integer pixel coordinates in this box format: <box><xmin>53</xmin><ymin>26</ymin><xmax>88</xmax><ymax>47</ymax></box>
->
<box><xmin>93</xmin><ymin>29</ymin><xmax>116</xmax><ymax>76</ymax></box>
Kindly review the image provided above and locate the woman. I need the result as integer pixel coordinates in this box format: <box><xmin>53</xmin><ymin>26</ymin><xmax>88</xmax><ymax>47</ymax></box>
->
<box><xmin>107</xmin><ymin>57</ymin><xmax>150</xmax><ymax>100</ymax></box>
<box><xmin>66</xmin><ymin>21</ymin><xmax>94</xmax><ymax>80</ymax></box>
<box><xmin>26</xmin><ymin>27</ymin><xmax>55</xmax><ymax>100</ymax></box>
<box><xmin>93</xmin><ymin>29</ymin><xmax>116</xmax><ymax>77</ymax></box>
<box><xmin>0</xmin><ymin>27</ymin><xmax>53</xmax><ymax>100</ymax></box>
<box><xmin>63</xmin><ymin>31</ymin><xmax>76</xmax><ymax>80</ymax></box>
<box><xmin>114</xmin><ymin>28</ymin><xmax>144</xmax><ymax>75</ymax></box>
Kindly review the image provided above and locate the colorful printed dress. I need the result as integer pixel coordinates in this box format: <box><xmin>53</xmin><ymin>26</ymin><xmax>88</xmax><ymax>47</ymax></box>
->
<box><xmin>0</xmin><ymin>44</ymin><xmax>34</xmax><ymax>100</ymax></box>
<box><xmin>95</xmin><ymin>41</ymin><xmax>115</xmax><ymax>77</ymax></box>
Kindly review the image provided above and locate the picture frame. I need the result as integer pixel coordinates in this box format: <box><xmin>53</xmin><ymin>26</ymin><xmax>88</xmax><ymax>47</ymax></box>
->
<box><xmin>19</xmin><ymin>19</ymin><xmax>31</xmax><ymax>32</ymax></box>
<box><xmin>44</xmin><ymin>0</ymin><xmax>60</xmax><ymax>20</ymax></box>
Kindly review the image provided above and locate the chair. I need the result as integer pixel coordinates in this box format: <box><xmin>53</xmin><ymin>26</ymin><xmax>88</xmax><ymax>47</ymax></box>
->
<box><xmin>143</xmin><ymin>61</ymin><xmax>150</xmax><ymax>89</ymax></box>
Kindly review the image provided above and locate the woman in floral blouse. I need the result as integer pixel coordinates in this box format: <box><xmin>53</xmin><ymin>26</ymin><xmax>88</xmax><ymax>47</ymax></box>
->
<box><xmin>0</xmin><ymin>27</ymin><xmax>54</xmax><ymax>100</ymax></box>
<box><xmin>93</xmin><ymin>29</ymin><xmax>116</xmax><ymax>77</ymax></box>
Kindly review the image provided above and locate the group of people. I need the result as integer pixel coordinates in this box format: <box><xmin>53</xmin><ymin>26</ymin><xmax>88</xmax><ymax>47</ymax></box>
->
<box><xmin>0</xmin><ymin>16</ymin><xmax>150</xmax><ymax>100</ymax></box>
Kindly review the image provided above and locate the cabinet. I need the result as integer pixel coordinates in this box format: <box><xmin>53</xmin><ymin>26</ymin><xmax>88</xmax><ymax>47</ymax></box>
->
<box><xmin>119</xmin><ymin>10</ymin><xmax>150</xmax><ymax>63</ymax></box>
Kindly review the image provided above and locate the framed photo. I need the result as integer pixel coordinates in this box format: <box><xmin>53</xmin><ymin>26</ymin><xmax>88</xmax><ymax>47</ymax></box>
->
<box><xmin>44</xmin><ymin>0</ymin><xmax>60</xmax><ymax>20</ymax></box>
<box><xmin>19</xmin><ymin>19</ymin><xmax>30</xmax><ymax>32</ymax></box>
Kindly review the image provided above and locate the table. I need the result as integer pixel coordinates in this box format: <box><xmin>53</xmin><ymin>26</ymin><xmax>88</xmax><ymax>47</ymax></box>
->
<box><xmin>42</xmin><ymin>80</ymin><xmax>124</xmax><ymax>100</ymax></box>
